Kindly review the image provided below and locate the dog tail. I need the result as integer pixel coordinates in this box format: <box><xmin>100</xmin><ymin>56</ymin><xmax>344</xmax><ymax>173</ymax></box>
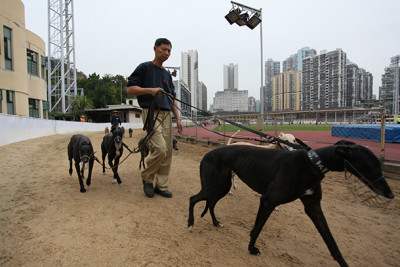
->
<box><xmin>200</xmin><ymin>201</ymin><xmax>209</xmax><ymax>217</ymax></box>
<box><xmin>227</xmin><ymin>130</ymin><xmax>241</xmax><ymax>145</ymax></box>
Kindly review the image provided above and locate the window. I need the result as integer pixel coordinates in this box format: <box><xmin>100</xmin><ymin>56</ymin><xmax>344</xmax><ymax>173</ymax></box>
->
<box><xmin>27</xmin><ymin>49</ymin><xmax>38</xmax><ymax>76</ymax></box>
<box><xmin>42</xmin><ymin>100</ymin><xmax>49</xmax><ymax>119</ymax></box>
<box><xmin>3</xmin><ymin>26</ymin><xmax>13</xmax><ymax>70</ymax></box>
<box><xmin>135</xmin><ymin>113</ymin><xmax>141</xmax><ymax>118</ymax></box>
<box><xmin>6</xmin><ymin>90</ymin><xmax>14</xmax><ymax>115</ymax></box>
<box><xmin>29</xmin><ymin>98</ymin><xmax>39</xmax><ymax>118</ymax></box>
<box><xmin>41</xmin><ymin>56</ymin><xmax>47</xmax><ymax>79</ymax></box>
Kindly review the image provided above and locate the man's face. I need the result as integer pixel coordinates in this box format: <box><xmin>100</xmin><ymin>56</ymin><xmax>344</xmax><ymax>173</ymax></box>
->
<box><xmin>154</xmin><ymin>44</ymin><xmax>171</xmax><ymax>62</ymax></box>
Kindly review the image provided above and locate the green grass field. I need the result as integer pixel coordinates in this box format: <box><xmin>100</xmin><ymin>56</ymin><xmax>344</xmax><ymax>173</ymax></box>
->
<box><xmin>212</xmin><ymin>124</ymin><xmax>333</xmax><ymax>132</ymax></box>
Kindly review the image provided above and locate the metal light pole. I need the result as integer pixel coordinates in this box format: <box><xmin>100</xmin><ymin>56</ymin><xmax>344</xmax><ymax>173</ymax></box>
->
<box><xmin>225</xmin><ymin>1</ymin><xmax>264</xmax><ymax>125</ymax></box>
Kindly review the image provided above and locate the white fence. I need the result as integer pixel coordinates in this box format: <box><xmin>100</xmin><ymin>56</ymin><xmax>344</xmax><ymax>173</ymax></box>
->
<box><xmin>0</xmin><ymin>114</ymin><xmax>143</xmax><ymax>147</ymax></box>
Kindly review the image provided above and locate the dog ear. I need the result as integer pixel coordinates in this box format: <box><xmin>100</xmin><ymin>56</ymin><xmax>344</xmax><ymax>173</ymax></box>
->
<box><xmin>334</xmin><ymin>140</ymin><xmax>356</xmax><ymax>146</ymax></box>
<box><xmin>335</xmin><ymin>145</ymin><xmax>353</xmax><ymax>158</ymax></box>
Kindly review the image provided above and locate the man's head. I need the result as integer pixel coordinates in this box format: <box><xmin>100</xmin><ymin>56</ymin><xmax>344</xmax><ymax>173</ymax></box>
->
<box><xmin>154</xmin><ymin>38</ymin><xmax>172</xmax><ymax>63</ymax></box>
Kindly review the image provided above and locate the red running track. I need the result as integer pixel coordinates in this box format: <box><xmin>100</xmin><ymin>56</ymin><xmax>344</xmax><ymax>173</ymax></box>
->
<box><xmin>180</xmin><ymin>124</ymin><xmax>400</xmax><ymax>162</ymax></box>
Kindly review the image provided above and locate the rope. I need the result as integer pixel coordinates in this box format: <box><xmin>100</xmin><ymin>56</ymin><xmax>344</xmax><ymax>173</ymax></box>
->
<box><xmin>161</xmin><ymin>92</ymin><xmax>311</xmax><ymax>150</ymax></box>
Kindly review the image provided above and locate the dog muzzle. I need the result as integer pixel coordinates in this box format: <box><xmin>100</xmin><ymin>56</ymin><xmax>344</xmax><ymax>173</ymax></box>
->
<box><xmin>80</xmin><ymin>154</ymin><xmax>90</xmax><ymax>163</ymax></box>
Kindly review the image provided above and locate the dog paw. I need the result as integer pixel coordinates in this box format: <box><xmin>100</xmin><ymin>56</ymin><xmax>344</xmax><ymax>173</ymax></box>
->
<box><xmin>228</xmin><ymin>191</ymin><xmax>233</xmax><ymax>196</ymax></box>
<box><xmin>102</xmin><ymin>172</ymin><xmax>106</xmax><ymax>175</ymax></box>
<box><xmin>86</xmin><ymin>180</ymin><xmax>91</xmax><ymax>186</ymax></box>
<box><xmin>217</xmin><ymin>223</ymin><xmax>224</xmax><ymax>228</ymax></box>
<box><xmin>249</xmin><ymin>247</ymin><xmax>261</xmax><ymax>256</ymax></box>
<box><xmin>119</xmin><ymin>183</ymin><xmax>123</xmax><ymax>187</ymax></box>
<box><xmin>112</xmin><ymin>179</ymin><xmax>118</xmax><ymax>184</ymax></box>
<box><xmin>274</xmin><ymin>207</ymin><xmax>279</xmax><ymax>211</ymax></box>
<box><xmin>188</xmin><ymin>226</ymin><xmax>193</xmax><ymax>232</ymax></box>
<box><xmin>80</xmin><ymin>187</ymin><xmax>86</xmax><ymax>193</ymax></box>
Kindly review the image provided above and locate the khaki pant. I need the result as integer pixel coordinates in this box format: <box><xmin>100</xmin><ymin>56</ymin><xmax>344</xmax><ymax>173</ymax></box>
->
<box><xmin>141</xmin><ymin>108</ymin><xmax>173</xmax><ymax>190</ymax></box>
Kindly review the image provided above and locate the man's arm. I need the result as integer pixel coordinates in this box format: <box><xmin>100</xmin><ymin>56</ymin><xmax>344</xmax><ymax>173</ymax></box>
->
<box><xmin>127</xmin><ymin>85</ymin><xmax>163</xmax><ymax>97</ymax></box>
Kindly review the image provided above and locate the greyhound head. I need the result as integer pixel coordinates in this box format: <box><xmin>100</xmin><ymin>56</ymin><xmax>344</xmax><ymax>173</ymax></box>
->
<box><xmin>335</xmin><ymin>142</ymin><xmax>394</xmax><ymax>199</ymax></box>
<box><xmin>111</xmin><ymin>127</ymin><xmax>124</xmax><ymax>156</ymax></box>
<box><xmin>278</xmin><ymin>132</ymin><xmax>296</xmax><ymax>151</ymax></box>
<box><xmin>79</xmin><ymin>141</ymin><xmax>93</xmax><ymax>163</ymax></box>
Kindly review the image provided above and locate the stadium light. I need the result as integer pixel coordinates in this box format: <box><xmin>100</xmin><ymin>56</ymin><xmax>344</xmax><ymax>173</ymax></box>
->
<box><xmin>225</xmin><ymin>1</ymin><xmax>265</xmax><ymax>115</ymax></box>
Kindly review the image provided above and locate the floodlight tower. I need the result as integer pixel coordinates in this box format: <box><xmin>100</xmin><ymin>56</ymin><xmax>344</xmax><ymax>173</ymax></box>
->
<box><xmin>225</xmin><ymin>1</ymin><xmax>263</xmax><ymax>115</ymax></box>
<box><xmin>47</xmin><ymin>0</ymin><xmax>77</xmax><ymax>113</ymax></box>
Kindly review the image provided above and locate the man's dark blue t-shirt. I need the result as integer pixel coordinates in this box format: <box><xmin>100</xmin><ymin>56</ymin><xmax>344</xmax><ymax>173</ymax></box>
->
<box><xmin>127</xmin><ymin>61</ymin><xmax>176</xmax><ymax>111</ymax></box>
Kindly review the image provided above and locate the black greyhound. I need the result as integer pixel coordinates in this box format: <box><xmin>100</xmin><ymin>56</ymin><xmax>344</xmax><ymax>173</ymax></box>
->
<box><xmin>128</xmin><ymin>128</ymin><xmax>133</xmax><ymax>138</ymax></box>
<box><xmin>188</xmin><ymin>140</ymin><xmax>394</xmax><ymax>267</ymax></box>
<box><xmin>101</xmin><ymin>126</ymin><xmax>124</xmax><ymax>185</ymax></box>
<box><xmin>68</xmin><ymin>134</ymin><xmax>94</xmax><ymax>193</ymax></box>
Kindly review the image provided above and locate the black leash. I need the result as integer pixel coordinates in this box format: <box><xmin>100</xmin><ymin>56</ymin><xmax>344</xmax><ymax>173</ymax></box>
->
<box><xmin>162</xmin><ymin>92</ymin><xmax>311</xmax><ymax>151</ymax></box>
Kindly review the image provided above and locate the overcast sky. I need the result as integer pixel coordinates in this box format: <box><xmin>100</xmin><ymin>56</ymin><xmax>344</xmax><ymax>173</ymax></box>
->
<box><xmin>22</xmin><ymin>0</ymin><xmax>400</xmax><ymax>108</ymax></box>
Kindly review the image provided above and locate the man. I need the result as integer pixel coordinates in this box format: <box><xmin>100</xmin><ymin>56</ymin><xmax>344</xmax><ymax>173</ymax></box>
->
<box><xmin>126</xmin><ymin>38</ymin><xmax>183</xmax><ymax>198</ymax></box>
<box><xmin>111</xmin><ymin>110</ymin><xmax>121</xmax><ymax>131</ymax></box>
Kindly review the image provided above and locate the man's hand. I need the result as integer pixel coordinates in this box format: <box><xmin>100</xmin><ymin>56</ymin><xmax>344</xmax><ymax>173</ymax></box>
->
<box><xmin>176</xmin><ymin>120</ymin><xmax>183</xmax><ymax>134</ymax></box>
<box><xmin>151</xmin><ymin>87</ymin><xmax>164</xmax><ymax>97</ymax></box>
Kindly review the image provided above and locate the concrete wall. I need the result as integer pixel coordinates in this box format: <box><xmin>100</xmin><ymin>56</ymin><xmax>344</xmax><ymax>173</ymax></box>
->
<box><xmin>0</xmin><ymin>113</ymin><xmax>143</xmax><ymax>147</ymax></box>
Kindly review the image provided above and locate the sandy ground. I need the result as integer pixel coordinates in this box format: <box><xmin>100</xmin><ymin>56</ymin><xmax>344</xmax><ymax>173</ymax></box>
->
<box><xmin>0</xmin><ymin>129</ymin><xmax>399</xmax><ymax>267</ymax></box>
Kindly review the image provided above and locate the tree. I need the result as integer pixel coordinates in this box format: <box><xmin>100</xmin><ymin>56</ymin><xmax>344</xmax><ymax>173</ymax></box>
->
<box><xmin>77</xmin><ymin>73</ymin><xmax>130</xmax><ymax>109</ymax></box>
<box><xmin>70</xmin><ymin>95</ymin><xmax>94</xmax><ymax>121</ymax></box>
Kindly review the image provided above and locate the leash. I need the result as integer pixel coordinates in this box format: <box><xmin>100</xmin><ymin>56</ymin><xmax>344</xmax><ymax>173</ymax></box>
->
<box><xmin>161</xmin><ymin>92</ymin><xmax>311</xmax><ymax>150</ymax></box>
<box><xmin>98</xmin><ymin>94</ymin><xmax>172</xmax><ymax>171</ymax></box>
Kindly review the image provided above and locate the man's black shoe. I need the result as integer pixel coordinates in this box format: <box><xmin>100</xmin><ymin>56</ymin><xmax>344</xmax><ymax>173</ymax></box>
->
<box><xmin>154</xmin><ymin>187</ymin><xmax>173</xmax><ymax>198</ymax></box>
<box><xmin>142</xmin><ymin>180</ymin><xmax>154</xmax><ymax>198</ymax></box>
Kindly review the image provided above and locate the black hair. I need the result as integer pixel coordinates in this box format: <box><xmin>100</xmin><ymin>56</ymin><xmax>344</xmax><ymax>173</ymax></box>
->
<box><xmin>155</xmin><ymin>38</ymin><xmax>172</xmax><ymax>47</ymax></box>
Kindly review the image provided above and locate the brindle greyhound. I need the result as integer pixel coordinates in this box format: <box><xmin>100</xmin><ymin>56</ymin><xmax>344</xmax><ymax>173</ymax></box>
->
<box><xmin>101</xmin><ymin>126</ymin><xmax>124</xmax><ymax>185</ymax></box>
<box><xmin>68</xmin><ymin>134</ymin><xmax>95</xmax><ymax>193</ymax></box>
<box><xmin>188</xmin><ymin>140</ymin><xmax>394</xmax><ymax>267</ymax></box>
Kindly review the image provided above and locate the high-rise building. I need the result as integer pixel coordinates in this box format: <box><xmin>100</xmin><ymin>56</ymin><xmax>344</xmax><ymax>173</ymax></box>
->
<box><xmin>264</xmin><ymin>59</ymin><xmax>280</xmax><ymax>112</ymax></box>
<box><xmin>248</xmin><ymin>96</ymin><xmax>256</xmax><ymax>112</ymax></box>
<box><xmin>379</xmin><ymin>55</ymin><xmax>400</xmax><ymax>115</ymax></box>
<box><xmin>301</xmin><ymin>49</ymin><xmax>347</xmax><ymax>110</ymax></box>
<box><xmin>199</xmin><ymin>81</ymin><xmax>207</xmax><ymax>112</ymax></box>
<box><xmin>346</xmin><ymin>63</ymin><xmax>373</xmax><ymax>107</ymax></box>
<box><xmin>173</xmin><ymin>80</ymin><xmax>191</xmax><ymax>116</ymax></box>
<box><xmin>223</xmin><ymin>63</ymin><xmax>238</xmax><ymax>90</ymax></box>
<box><xmin>272</xmin><ymin>71</ymin><xmax>301</xmax><ymax>111</ymax></box>
<box><xmin>181</xmin><ymin>50</ymin><xmax>199</xmax><ymax>110</ymax></box>
<box><xmin>283</xmin><ymin>47</ymin><xmax>316</xmax><ymax>72</ymax></box>
<box><xmin>213</xmin><ymin>89</ymin><xmax>248</xmax><ymax>112</ymax></box>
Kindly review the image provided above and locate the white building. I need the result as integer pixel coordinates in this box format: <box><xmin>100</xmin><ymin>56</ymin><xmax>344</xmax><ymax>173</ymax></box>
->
<box><xmin>223</xmin><ymin>63</ymin><xmax>238</xmax><ymax>90</ymax></box>
<box><xmin>181</xmin><ymin>50</ymin><xmax>199</xmax><ymax>109</ymax></box>
<box><xmin>213</xmin><ymin>89</ymin><xmax>248</xmax><ymax>112</ymax></box>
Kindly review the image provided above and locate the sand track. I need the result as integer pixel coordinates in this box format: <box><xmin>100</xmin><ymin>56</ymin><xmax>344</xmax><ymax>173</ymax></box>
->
<box><xmin>0</xmin><ymin>130</ymin><xmax>399</xmax><ymax>266</ymax></box>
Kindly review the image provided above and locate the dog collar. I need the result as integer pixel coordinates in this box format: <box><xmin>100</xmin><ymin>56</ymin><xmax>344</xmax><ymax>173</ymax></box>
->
<box><xmin>307</xmin><ymin>150</ymin><xmax>329</xmax><ymax>174</ymax></box>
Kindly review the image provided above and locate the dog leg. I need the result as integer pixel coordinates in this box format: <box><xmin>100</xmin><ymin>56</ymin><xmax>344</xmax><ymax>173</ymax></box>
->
<box><xmin>86</xmin><ymin>159</ymin><xmax>94</xmax><ymax>187</ymax></box>
<box><xmin>228</xmin><ymin>172</ymin><xmax>236</xmax><ymax>196</ymax></box>
<box><xmin>74</xmin><ymin>162</ymin><xmax>86</xmax><ymax>193</ymax></box>
<box><xmin>300</xmin><ymin>187</ymin><xmax>348</xmax><ymax>267</ymax></box>
<box><xmin>109</xmin><ymin>156</ymin><xmax>122</xmax><ymax>186</ymax></box>
<box><xmin>188</xmin><ymin>190</ymin><xmax>210</xmax><ymax>231</ymax></box>
<box><xmin>248</xmin><ymin>198</ymin><xmax>276</xmax><ymax>255</ymax></box>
